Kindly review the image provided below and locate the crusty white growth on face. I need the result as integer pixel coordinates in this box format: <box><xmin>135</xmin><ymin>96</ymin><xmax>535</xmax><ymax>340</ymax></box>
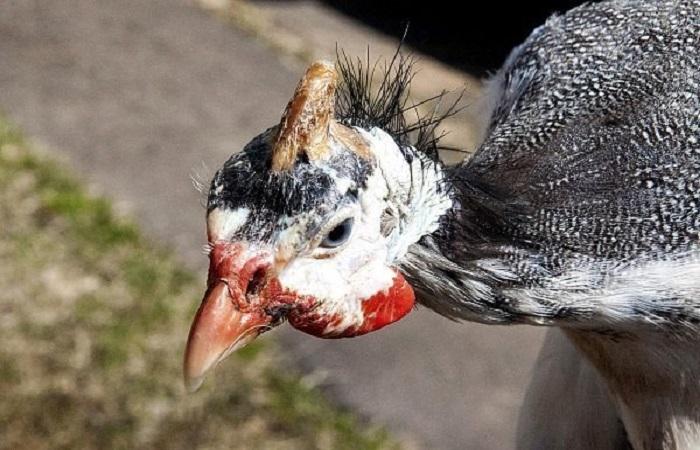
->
<box><xmin>207</xmin><ymin>207</ymin><xmax>250</xmax><ymax>241</ymax></box>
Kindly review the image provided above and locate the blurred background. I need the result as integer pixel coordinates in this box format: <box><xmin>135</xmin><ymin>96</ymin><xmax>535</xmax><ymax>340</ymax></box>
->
<box><xmin>0</xmin><ymin>1</ymin><xmax>589</xmax><ymax>449</ymax></box>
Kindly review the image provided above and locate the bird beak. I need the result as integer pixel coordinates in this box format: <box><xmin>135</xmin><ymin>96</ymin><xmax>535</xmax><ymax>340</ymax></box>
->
<box><xmin>183</xmin><ymin>281</ymin><xmax>270</xmax><ymax>392</ymax></box>
<box><xmin>183</xmin><ymin>243</ymin><xmax>274</xmax><ymax>392</ymax></box>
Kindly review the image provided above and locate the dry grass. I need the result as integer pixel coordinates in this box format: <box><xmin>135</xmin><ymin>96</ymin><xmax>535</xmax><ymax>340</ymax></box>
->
<box><xmin>0</xmin><ymin>117</ymin><xmax>398</xmax><ymax>450</ymax></box>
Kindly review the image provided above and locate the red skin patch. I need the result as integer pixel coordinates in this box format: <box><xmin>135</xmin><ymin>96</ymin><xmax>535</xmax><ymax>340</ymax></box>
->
<box><xmin>286</xmin><ymin>271</ymin><xmax>416</xmax><ymax>338</ymax></box>
<box><xmin>355</xmin><ymin>273</ymin><xmax>415</xmax><ymax>335</ymax></box>
<box><xmin>208</xmin><ymin>242</ymin><xmax>415</xmax><ymax>338</ymax></box>
<box><xmin>208</xmin><ymin>242</ymin><xmax>278</xmax><ymax>312</ymax></box>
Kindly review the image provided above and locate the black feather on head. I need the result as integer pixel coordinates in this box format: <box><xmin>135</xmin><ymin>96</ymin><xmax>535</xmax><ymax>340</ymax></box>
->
<box><xmin>334</xmin><ymin>42</ymin><xmax>464</xmax><ymax>163</ymax></box>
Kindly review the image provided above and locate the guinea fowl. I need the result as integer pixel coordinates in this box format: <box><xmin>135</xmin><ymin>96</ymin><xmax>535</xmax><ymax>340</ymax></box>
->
<box><xmin>184</xmin><ymin>1</ymin><xmax>700</xmax><ymax>448</ymax></box>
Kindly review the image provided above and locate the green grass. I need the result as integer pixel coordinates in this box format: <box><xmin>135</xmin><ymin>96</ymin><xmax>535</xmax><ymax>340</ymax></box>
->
<box><xmin>0</xmin><ymin>117</ymin><xmax>399</xmax><ymax>450</ymax></box>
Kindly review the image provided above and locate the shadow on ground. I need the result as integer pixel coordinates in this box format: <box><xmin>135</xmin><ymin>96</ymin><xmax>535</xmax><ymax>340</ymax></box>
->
<box><xmin>318</xmin><ymin>0</ymin><xmax>596</xmax><ymax>75</ymax></box>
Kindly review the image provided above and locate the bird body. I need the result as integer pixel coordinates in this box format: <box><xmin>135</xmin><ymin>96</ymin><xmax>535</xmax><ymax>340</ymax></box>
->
<box><xmin>184</xmin><ymin>1</ymin><xmax>700</xmax><ymax>448</ymax></box>
<box><xmin>416</xmin><ymin>0</ymin><xmax>700</xmax><ymax>329</ymax></box>
<box><xmin>417</xmin><ymin>2</ymin><xmax>700</xmax><ymax>447</ymax></box>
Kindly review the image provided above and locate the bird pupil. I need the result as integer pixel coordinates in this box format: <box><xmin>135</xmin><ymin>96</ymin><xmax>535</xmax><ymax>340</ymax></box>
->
<box><xmin>323</xmin><ymin>218</ymin><xmax>353</xmax><ymax>247</ymax></box>
<box><xmin>329</xmin><ymin>221</ymin><xmax>348</xmax><ymax>242</ymax></box>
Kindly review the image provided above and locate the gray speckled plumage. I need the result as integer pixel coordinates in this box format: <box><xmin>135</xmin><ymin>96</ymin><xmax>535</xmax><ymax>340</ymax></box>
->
<box><xmin>406</xmin><ymin>0</ymin><xmax>700</xmax><ymax>332</ymax></box>
<box><xmin>397</xmin><ymin>2</ymin><xmax>700</xmax><ymax>447</ymax></box>
<box><xmin>477</xmin><ymin>0</ymin><xmax>700</xmax><ymax>262</ymax></box>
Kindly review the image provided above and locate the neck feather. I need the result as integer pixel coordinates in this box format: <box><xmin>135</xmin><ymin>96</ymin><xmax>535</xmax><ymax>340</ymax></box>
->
<box><xmin>396</xmin><ymin>171</ymin><xmax>529</xmax><ymax>324</ymax></box>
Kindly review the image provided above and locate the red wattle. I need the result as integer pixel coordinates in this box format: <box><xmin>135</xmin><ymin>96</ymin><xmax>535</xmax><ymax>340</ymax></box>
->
<box><xmin>288</xmin><ymin>271</ymin><xmax>415</xmax><ymax>338</ymax></box>
<box><xmin>354</xmin><ymin>271</ymin><xmax>415</xmax><ymax>336</ymax></box>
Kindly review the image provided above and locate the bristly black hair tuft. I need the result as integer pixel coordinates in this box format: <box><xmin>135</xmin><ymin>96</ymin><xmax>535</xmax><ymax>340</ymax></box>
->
<box><xmin>334</xmin><ymin>42</ymin><xmax>464</xmax><ymax>162</ymax></box>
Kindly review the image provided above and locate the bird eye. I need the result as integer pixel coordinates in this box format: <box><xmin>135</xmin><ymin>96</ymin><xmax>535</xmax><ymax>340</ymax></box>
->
<box><xmin>320</xmin><ymin>218</ymin><xmax>354</xmax><ymax>248</ymax></box>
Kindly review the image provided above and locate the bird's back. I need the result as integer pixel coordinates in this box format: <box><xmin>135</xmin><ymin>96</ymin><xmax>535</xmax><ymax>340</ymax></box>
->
<box><xmin>464</xmin><ymin>0</ymin><xmax>700</xmax><ymax>267</ymax></box>
<box><xmin>451</xmin><ymin>5</ymin><xmax>700</xmax><ymax>447</ymax></box>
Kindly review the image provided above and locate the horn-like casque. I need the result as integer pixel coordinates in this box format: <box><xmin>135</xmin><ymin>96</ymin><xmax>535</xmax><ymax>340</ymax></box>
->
<box><xmin>270</xmin><ymin>61</ymin><xmax>338</xmax><ymax>171</ymax></box>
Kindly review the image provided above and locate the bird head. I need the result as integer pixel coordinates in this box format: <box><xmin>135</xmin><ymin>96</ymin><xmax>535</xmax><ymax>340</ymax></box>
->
<box><xmin>184</xmin><ymin>59</ymin><xmax>454</xmax><ymax>391</ymax></box>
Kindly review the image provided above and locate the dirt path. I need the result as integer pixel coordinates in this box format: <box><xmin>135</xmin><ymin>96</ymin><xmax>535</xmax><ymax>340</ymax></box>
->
<box><xmin>0</xmin><ymin>1</ymin><xmax>544</xmax><ymax>448</ymax></box>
